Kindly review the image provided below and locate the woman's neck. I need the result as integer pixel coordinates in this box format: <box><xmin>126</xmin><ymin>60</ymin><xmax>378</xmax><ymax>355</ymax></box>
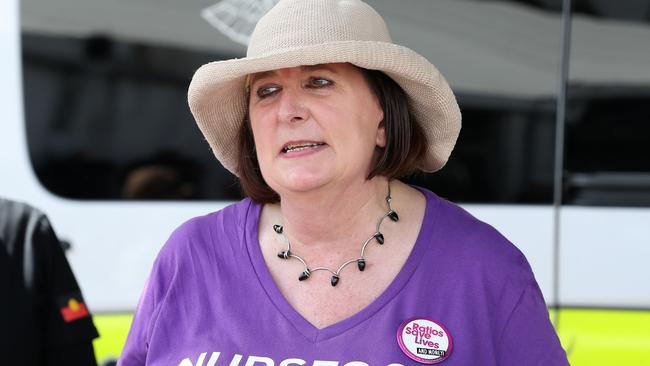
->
<box><xmin>276</xmin><ymin>177</ymin><xmax>391</xmax><ymax>251</ymax></box>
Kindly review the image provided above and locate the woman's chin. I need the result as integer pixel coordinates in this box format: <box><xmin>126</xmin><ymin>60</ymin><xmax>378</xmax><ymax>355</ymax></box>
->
<box><xmin>273</xmin><ymin>170</ymin><xmax>332</xmax><ymax>194</ymax></box>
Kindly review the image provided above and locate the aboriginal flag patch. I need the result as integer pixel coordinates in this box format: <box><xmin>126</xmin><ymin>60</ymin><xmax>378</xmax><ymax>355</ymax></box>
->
<box><xmin>58</xmin><ymin>294</ymin><xmax>90</xmax><ymax>323</ymax></box>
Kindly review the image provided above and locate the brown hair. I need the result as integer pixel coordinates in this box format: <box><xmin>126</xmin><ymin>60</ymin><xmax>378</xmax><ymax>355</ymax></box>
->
<box><xmin>236</xmin><ymin>67</ymin><xmax>428</xmax><ymax>203</ymax></box>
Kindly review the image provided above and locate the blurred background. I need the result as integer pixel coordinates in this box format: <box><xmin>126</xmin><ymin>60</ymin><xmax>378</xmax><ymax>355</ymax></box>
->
<box><xmin>1</xmin><ymin>0</ymin><xmax>649</xmax><ymax>364</ymax></box>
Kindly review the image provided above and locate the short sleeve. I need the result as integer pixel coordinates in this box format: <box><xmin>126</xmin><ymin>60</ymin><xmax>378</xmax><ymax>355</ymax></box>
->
<box><xmin>35</xmin><ymin>215</ymin><xmax>99</xmax><ymax>364</ymax></box>
<box><xmin>497</xmin><ymin>280</ymin><xmax>569</xmax><ymax>365</ymax></box>
<box><xmin>118</xmin><ymin>230</ymin><xmax>180</xmax><ymax>366</ymax></box>
<box><xmin>36</xmin><ymin>217</ymin><xmax>98</xmax><ymax>344</ymax></box>
<box><xmin>118</xmin><ymin>277</ymin><xmax>156</xmax><ymax>365</ymax></box>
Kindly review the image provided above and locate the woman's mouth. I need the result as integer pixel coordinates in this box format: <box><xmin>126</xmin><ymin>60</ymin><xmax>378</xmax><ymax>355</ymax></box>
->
<box><xmin>281</xmin><ymin>142</ymin><xmax>326</xmax><ymax>154</ymax></box>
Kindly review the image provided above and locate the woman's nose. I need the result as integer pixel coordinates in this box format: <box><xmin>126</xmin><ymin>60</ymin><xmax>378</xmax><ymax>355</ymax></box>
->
<box><xmin>277</xmin><ymin>88</ymin><xmax>309</xmax><ymax>124</ymax></box>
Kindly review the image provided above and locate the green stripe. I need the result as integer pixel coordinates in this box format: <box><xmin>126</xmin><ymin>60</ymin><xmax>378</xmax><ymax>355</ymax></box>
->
<box><xmin>93</xmin><ymin>313</ymin><xmax>133</xmax><ymax>363</ymax></box>
<box><xmin>92</xmin><ymin>309</ymin><xmax>650</xmax><ymax>365</ymax></box>
<box><xmin>556</xmin><ymin>309</ymin><xmax>650</xmax><ymax>365</ymax></box>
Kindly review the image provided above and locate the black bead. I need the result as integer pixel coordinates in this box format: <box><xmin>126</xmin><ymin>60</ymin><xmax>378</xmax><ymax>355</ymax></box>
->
<box><xmin>299</xmin><ymin>270</ymin><xmax>310</xmax><ymax>281</ymax></box>
<box><xmin>357</xmin><ymin>258</ymin><xmax>366</xmax><ymax>271</ymax></box>
<box><xmin>273</xmin><ymin>224</ymin><xmax>283</xmax><ymax>234</ymax></box>
<box><xmin>375</xmin><ymin>232</ymin><xmax>385</xmax><ymax>245</ymax></box>
<box><xmin>388</xmin><ymin>210</ymin><xmax>399</xmax><ymax>222</ymax></box>
<box><xmin>331</xmin><ymin>275</ymin><xmax>340</xmax><ymax>287</ymax></box>
<box><xmin>277</xmin><ymin>250</ymin><xmax>290</xmax><ymax>259</ymax></box>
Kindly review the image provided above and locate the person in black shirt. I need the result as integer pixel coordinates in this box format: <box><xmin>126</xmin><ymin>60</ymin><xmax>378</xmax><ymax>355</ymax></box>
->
<box><xmin>0</xmin><ymin>198</ymin><xmax>98</xmax><ymax>365</ymax></box>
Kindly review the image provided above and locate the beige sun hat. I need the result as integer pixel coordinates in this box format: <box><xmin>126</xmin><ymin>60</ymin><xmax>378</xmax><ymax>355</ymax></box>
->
<box><xmin>188</xmin><ymin>0</ymin><xmax>461</xmax><ymax>176</ymax></box>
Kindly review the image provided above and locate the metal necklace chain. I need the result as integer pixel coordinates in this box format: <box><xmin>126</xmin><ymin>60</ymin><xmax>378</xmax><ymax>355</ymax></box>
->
<box><xmin>273</xmin><ymin>182</ymin><xmax>399</xmax><ymax>287</ymax></box>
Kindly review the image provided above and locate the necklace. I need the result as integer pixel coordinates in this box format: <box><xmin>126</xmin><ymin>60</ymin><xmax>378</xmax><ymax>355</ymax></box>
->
<box><xmin>273</xmin><ymin>182</ymin><xmax>399</xmax><ymax>287</ymax></box>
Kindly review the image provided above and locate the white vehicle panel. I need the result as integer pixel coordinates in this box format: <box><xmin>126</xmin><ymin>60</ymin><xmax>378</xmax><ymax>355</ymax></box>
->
<box><xmin>560</xmin><ymin>207</ymin><xmax>650</xmax><ymax>307</ymax></box>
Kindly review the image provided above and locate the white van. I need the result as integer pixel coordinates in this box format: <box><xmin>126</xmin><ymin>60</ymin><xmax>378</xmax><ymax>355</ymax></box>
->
<box><xmin>2</xmin><ymin>0</ymin><xmax>649</xmax><ymax>364</ymax></box>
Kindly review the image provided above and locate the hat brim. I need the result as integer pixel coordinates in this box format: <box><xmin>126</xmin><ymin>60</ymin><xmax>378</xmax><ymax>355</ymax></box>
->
<box><xmin>188</xmin><ymin>40</ymin><xmax>461</xmax><ymax>175</ymax></box>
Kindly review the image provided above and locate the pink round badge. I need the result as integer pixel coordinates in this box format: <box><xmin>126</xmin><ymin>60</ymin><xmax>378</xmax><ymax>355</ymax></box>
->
<box><xmin>397</xmin><ymin>317</ymin><xmax>452</xmax><ymax>364</ymax></box>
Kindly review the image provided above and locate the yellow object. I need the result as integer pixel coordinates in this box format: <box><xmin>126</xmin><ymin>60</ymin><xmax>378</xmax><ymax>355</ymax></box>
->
<box><xmin>556</xmin><ymin>309</ymin><xmax>650</xmax><ymax>366</ymax></box>
<box><xmin>68</xmin><ymin>299</ymin><xmax>79</xmax><ymax>311</ymax></box>
<box><xmin>90</xmin><ymin>309</ymin><xmax>650</xmax><ymax>365</ymax></box>
<box><xmin>93</xmin><ymin>313</ymin><xmax>134</xmax><ymax>364</ymax></box>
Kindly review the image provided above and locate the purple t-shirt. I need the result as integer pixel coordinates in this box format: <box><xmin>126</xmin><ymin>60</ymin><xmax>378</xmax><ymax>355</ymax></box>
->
<box><xmin>119</xmin><ymin>187</ymin><xmax>568</xmax><ymax>366</ymax></box>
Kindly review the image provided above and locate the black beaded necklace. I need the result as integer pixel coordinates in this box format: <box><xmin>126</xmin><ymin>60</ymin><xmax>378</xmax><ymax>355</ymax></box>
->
<box><xmin>272</xmin><ymin>182</ymin><xmax>399</xmax><ymax>287</ymax></box>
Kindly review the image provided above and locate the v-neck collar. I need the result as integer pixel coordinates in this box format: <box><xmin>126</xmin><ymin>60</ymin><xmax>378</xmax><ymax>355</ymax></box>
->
<box><xmin>244</xmin><ymin>187</ymin><xmax>440</xmax><ymax>343</ymax></box>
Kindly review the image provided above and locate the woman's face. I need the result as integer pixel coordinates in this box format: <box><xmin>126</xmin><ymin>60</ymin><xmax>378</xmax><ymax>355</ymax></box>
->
<box><xmin>248</xmin><ymin>63</ymin><xmax>385</xmax><ymax>195</ymax></box>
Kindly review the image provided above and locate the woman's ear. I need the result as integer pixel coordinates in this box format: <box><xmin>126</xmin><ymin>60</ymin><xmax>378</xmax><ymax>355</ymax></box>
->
<box><xmin>376</xmin><ymin>119</ymin><xmax>387</xmax><ymax>148</ymax></box>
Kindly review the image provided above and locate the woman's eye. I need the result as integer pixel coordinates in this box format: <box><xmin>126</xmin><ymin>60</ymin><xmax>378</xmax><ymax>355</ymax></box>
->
<box><xmin>309</xmin><ymin>78</ymin><xmax>332</xmax><ymax>88</ymax></box>
<box><xmin>256</xmin><ymin>86</ymin><xmax>280</xmax><ymax>99</ymax></box>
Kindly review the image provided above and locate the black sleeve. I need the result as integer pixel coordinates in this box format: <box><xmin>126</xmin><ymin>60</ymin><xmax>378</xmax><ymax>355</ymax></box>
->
<box><xmin>33</xmin><ymin>215</ymin><xmax>99</xmax><ymax>366</ymax></box>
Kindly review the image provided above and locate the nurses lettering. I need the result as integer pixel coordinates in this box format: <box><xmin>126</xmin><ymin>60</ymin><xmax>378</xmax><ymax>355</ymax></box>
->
<box><xmin>177</xmin><ymin>352</ymin><xmax>404</xmax><ymax>366</ymax></box>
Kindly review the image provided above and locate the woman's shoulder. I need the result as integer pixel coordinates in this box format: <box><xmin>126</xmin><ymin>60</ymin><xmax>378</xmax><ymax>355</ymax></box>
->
<box><xmin>419</xmin><ymin>187</ymin><xmax>534</xmax><ymax>281</ymax></box>
<box><xmin>155</xmin><ymin>198</ymin><xmax>258</xmax><ymax>264</ymax></box>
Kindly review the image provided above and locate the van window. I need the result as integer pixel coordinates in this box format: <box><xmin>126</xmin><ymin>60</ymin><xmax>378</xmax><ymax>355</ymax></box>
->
<box><xmin>563</xmin><ymin>5</ymin><xmax>650</xmax><ymax>206</ymax></box>
<box><xmin>22</xmin><ymin>33</ymin><xmax>241</xmax><ymax>200</ymax></box>
<box><xmin>21</xmin><ymin>0</ymin><xmax>564</xmax><ymax>203</ymax></box>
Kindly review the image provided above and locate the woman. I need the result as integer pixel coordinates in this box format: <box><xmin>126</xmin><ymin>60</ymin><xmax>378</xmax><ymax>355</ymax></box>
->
<box><xmin>119</xmin><ymin>0</ymin><xmax>569</xmax><ymax>365</ymax></box>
